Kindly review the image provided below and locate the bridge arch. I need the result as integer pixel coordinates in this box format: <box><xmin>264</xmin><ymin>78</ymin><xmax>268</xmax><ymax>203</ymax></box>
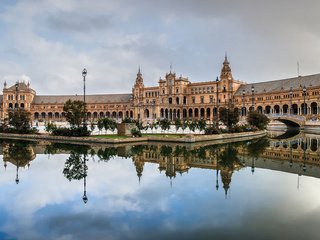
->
<box><xmin>267</xmin><ymin>114</ymin><xmax>305</xmax><ymax>128</ymax></box>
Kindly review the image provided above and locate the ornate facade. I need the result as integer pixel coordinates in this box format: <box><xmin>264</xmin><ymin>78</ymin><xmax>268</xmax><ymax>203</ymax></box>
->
<box><xmin>1</xmin><ymin>56</ymin><xmax>320</xmax><ymax>123</ymax></box>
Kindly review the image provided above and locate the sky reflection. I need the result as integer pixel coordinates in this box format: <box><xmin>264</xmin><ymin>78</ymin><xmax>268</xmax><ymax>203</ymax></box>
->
<box><xmin>0</xmin><ymin>138</ymin><xmax>320</xmax><ymax>240</ymax></box>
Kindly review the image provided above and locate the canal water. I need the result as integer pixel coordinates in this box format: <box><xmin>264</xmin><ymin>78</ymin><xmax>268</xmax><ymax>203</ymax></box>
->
<box><xmin>0</xmin><ymin>132</ymin><xmax>320</xmax><ymax>240</ymax></box>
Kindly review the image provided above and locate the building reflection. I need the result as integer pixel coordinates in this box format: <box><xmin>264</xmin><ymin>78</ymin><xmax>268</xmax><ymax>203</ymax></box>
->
<box><xmin>1</xmin><ymin>133</ymin><xmax>320</xmax><ymax>197</ymax></box>
<box><xmin>132</xmin><ymin>144</ymin><xmax>243</xmax><ymax>197</ymax></box>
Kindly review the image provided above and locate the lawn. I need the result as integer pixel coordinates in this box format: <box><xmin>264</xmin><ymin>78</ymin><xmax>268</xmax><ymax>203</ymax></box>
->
<box><xmin>90</xmin><ymin>134</ymin><xmax>188</xmax><ymax>139</ymax></box>
<box><xmin>142</xmin><ymin>134</ymin><xmax>186</xmax><ymax>138</ymax></box>
<box><xmin>89</xmin><ymin>135</ymin><xmax>130</xmax><ymax>139</ymax></box>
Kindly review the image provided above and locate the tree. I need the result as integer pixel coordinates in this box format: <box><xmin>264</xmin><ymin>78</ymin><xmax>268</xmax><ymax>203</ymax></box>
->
<box><xmin>90</xmin><ymin>122</ymin><xmax>95</xmax><ymax>132</ymax></box>
<box><xmin>247</xmin><ymin>111</ymin><xmax>270</xmax><ymax>130</ymax></box>
<box><xmin>45</xmin><ymin>122</ymin><xmax>57</xmax><ymax>133</ymax></box>
<box><xmin>219</xmin><ymin>107</ymin><xmax>239</xmax><ymax>130</ymax></box>
<box><xmin>63</xmin><ymin>100</ymin><xmax>85</xmax><ymax>128</ymax></box>
<box><xmin>189</xmin><ymin>120</ymin><xmax>198</xmax><ymax>133</ymax></box>
<box><xmin>198</xmin><ymin>119</ymin><xmax>207</xmax><ymax>134</ymax></box>
<box><xmin>159</xmin><ymin>119</ymin><xmax>170</xmax><ymax>133</ymax></box>
<box><xmin>182</xmin><ymin>121</ymin><xmax>189</xmax><ymax>133</ymax></box>
<box><xmin>97</xmin><ymin>119</ymin><xmax>104</xmax><ymax>134</ymax></box>
<box><xmin>8</xmin><ymin>109</ymin><xmax>32</xmax><ymax>133</ymax></box>
<box><xmin>174</xmin><ymin>118</ymin><xmax>182</xmax><ymax>133</ymax></box>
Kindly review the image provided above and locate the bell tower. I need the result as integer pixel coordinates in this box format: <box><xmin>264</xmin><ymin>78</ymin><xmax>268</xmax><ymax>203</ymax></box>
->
<box><xmin>220</xmin><ymin>54</ymin><xmax>234</xmax><ymax>106</ymax></box>
<box><xmin>132</xmin><ymin>67</ymin><xmax>145</xmax><ymax>120</ymax></box>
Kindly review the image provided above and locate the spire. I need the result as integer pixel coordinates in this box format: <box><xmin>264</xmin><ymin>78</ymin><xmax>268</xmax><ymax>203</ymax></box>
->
<box><xmin>224</xmin><ymin>52</ymin><xmax>229</xmax><ymax>64</ymax></box>
<box><xmin>223</xmin><ymin>185</ymin><xmax>229</xmax><ymax>199</ymax></box>
<box><xmin>137</xmin><ymin>66</ymin><xmax>142</xmax><ymax>77</ymax></box>
<box><xmin>220</xmin><ymin>54</ymin><xmax>232</xmax><ymax>79</ymax></box>
<box><xmin>170</xmin><ymin>63</ymin><xmax>172</xmax><ymax>73</ymax></box>
<box><xmin>134</xmin><ymin>67</ymin><xmax>144</xmax><ymax>87</ymax></box>
<box><xmin>220</xmin><ymin>168</ymin><xmax>232</xmax><ymax>199</ymax></box>
<box><xmin>3</xmin><ymin>81</ymin><xmax>7</xmax><ymax>89</ymax></box>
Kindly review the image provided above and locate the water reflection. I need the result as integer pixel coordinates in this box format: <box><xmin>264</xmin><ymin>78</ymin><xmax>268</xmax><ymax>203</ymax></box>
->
<box><xmin>2</xmin><ymin>140</ymin><xmax>36</xmax><ymax>184</ymax></box>
<box><xmin>2</xmin><ymin>133</ymin><xmax>320</xmax><ymax>198</ymax></box>
<box><xmin>0</xmin><ymin>134</ymin><xmax>320</xmax><ymax>239</ymax></box>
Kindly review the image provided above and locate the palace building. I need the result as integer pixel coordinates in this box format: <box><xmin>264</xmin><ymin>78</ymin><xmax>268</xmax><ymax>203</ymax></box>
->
<box><xmin>1</xmin><ymin>56</ymin><xmax>320</xmax><ymax>123</ymax></box>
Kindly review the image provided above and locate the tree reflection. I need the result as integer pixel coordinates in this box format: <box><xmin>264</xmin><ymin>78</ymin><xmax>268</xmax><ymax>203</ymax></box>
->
<box><xmin>3</xmin><ymin>140</ymin><xmax>36</xmax><ymax>184</ymax></box>
<box><xmin>218</xmin><ymin>144</ymin><xmax>240</xmax><ymax>168</ymax></box>
<box><xmin>63</xmin><ymin>152</ymin><xmax>88</xmax><ymax>181</ymax></box>
<box><xmin>246</xmin><ymin>137</ymin><xmax>270</xmax><ymax>158</ymax></box>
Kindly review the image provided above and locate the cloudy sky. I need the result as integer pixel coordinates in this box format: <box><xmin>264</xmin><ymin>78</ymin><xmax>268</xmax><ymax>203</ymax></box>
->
<box><xmin>1</xmin><ymin>0</ymin><xmax>320</xmax><ymax>95</ymax></box>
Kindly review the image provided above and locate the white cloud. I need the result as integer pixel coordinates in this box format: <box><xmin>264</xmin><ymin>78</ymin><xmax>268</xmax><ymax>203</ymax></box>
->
<box><xmin>0</xmin><ymin>0</ymin><xmax>320</xmax><ymax>95</ymax></box>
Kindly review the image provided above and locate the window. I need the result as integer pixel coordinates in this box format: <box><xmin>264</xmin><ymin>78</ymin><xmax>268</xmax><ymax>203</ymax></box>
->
<box><xmin>210</xmin><ymin>96</ymin><xmax>213</xmax><ymax>103</ymax></box>
<box><xmin>200</xmin><ymin>96</ymin><xmax>204</xmax><ymax>104</ymax></box>
<box><xmin>192</xmin><ymin>97</ymin><xmax>195</xmax><ymax>104</ymax></box>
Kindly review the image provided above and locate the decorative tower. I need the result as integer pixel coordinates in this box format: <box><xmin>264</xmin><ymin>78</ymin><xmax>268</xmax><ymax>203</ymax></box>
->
<box><xmin>132</xmin><ymin>67</ymin><xmax>145</xmax><ymax>120</ymax></box>
<box><xmin>134</xmin><ymin>67</ymin><xmax>144</xmax><ymax>89</ymax></box>
<box><xmin>133</xmin><ymin>157</ymin><xmax>144</xmax><ymax>183</ymax></box>
<box><xmin>220</xmin><ymin>168</ymin><xmax>233</xmax><ymax>199</ymax></box>
<box><xmin>220</xmin><ymin>54</ymin><xmax>234</xmax><ymax>106</ymax></box>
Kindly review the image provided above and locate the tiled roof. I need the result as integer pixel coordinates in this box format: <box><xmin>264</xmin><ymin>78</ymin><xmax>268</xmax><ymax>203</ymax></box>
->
<box><xmin>7</xmin><ymin>82</ymin><xmax>30</xmax><ymax>91</ymax></box>
<box><xmin>33</xmin><ymin>93</ymin><xmax>132</xmax><ymax>104</ymax></box>
<box><xmin>235</xmin><ymin>73</ymin><xmax>320</xmax><ymax>95</ymax></box>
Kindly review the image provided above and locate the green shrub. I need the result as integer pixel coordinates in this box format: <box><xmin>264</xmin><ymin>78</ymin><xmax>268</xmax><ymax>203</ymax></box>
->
<box><xmin>204</xmin><ymin>127</ymin><xmax>221</xmax><ymax>135</ymax></box>
<box><xmin>2</xmin><ymin>127</ymin><xmax>38</xmax><ymax>134</ymax></box>
<box><xmin>131</xmin><ymin>128</ymin><xmax>142</xmax><ymax>137</ymax></box>
<box><xmin>247</xmin><ymin>111</ymin><xmax>270</xmax><ymax>130</ymax></box>
<box><xmin>45</xmin><ymin>122</ymin><xmax>57</xmax><ymax>133</ymax></box>
<box><xmin>122</xmin><ymin>117</ymin><xmax>136</xmax><ymax>123</ymax></box>
<box><xmin>51</xmin><ymin>127</ymin><xmax>91</xmax><ymax>137</ymax></box>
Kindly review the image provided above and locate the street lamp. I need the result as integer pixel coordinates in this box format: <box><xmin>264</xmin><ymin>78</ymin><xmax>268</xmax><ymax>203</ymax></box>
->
<box><xmin>303</xmin><ymin>85</ymin><xmax>307</xmax><ymax>115</ymax></box>
<box><xmin>82</xmin><ymin>154</ymin><xmax>88</xmax><ymax>204</ymax></box>
<box><xmin>289</xmin><ymin>87</ymin><xmax>293</xmax><ymax>115</ymax></box>
<box><xmin>215</xmin><ymin>149</ymin><xmax>219</xmax><ymax>191</ymax></box>
<box><xmin>242</xmin><ymin>89</ymin><xmax>245</xmax><ymax>117</ymax></box>
<box><xmin>15</xmin><ymin>82</ymin><xmax>19</xmax><ymax>110</ymax></box>
<box><xmin>289</xmin><ymin>141</ymin><xmax>293</xmax><ymax>167</ymax></box>
<box><xmin>302</xmin><ymin>139</ymin><xmax>307</xmax><ymax>172</ymax></box>
<box><xmin>215</xmin><ymin>77</ymin><xmax>219</xmax><ymax>128</ymax></box>
<box><xmin>82</xmin><ymin>68</ymin><xmax>87</xmax><ymax>128</ymax></box>
<box><xmin>251</xmin><ymin>85</ymin><xmax>255</xmax><ymax>111</ymax></box>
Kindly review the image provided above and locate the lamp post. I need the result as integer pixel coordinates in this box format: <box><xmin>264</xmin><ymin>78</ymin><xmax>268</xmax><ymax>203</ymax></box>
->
<box><xmin>242</xmin><ymin>89</ymin><xmax>245</xmax><ymax>117</ymax></box>
<box><xmin>303</xmin><ymin>85</ymin><xmax>307</xmax><ymax>115</ymax></box>
<box><xmin>15</xmin><ymin>82</ymin><xmax>19</xmax><ymax>110</ymax></box>
<box><xmin>302</xmin><ymin>138</ymin><xmax>307</xmax><ymax>172</ymax></box>
<box><xmin>289</xmin><ymin>87</ymin><xmax>293</xmax><ymax>115</ymax></box>
<box><xmin>289</xmin><ymin>140</ymin><xmax>293</xmax><ymax>167</ymax></box>
<box><xmin>82</xmin><ymin>68</ymin><xmax>87</xmax><ymax>128</ymax></box>
<box><xmin>215</xmin><ymin>77</ymin><xmax>219</xmax><ymax>128</ymax></box>
<box><xmin>251</xmin><ymin>85</ymin><xmax>255</xmax><ymax>111</ymax></box>
<box><xmin>82</xmin><ymin>154</ymin><xmax>88</xmax><ymax>204</ymax></box>
<box><xmin>215</xmin><ymin>150</ymin><xmax>219</xmax><ymax>191</ymax></box>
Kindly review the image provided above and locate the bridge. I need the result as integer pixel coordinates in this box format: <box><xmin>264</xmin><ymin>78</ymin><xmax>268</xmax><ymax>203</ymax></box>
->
<box><xmin>265</xmin><ymin>114</ymin><xmax>306</xmax><ymax>128</ymax></box>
